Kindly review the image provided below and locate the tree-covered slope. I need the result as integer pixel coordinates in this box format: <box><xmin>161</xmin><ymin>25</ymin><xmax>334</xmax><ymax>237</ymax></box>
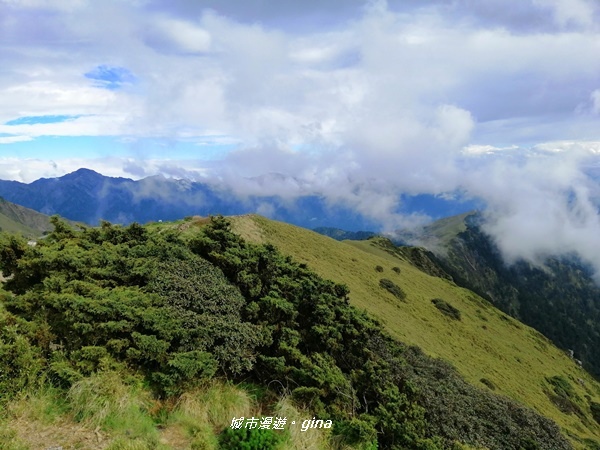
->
<box><xmin>220</xmin><ymin>214</ymin><xmax>600</xmax><ymax>448</ymax></box>
<box><xmin>0</xmin><ymin>216</ymin><xmax>587</xmax><ymax>449</ymax></box>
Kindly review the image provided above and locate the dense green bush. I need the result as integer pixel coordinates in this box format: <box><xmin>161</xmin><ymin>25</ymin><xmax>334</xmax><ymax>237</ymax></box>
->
<box><xmin>480</xmin><ymin>378</ymin><xmax>496</xmax><ymax>391</ymax></box>
<box><xmin>379</xmin><ymin>278</ymin><xmax>406</xmax><ymax>301</ymax></box>
<box><xmin>431</xmin><ymin>299</ymin><xmax>461</xmax><ymax>321</ymax></box>
<box><xmin>545</xmin><ymin>376</ymin><xmax>583</xmax><ymax>416</ymax></box>
<box><xmin>218</xmin><ymin>426</ymin><xmax>281</xmax><ymax>449</ymax></box>
<box><xmin>0</xmin><ymin>216</ymin><xmax>574</xmax><ymax>449</ymax></box>
<box><xmin>375</xmin><ymin>265</ymin><xmax>384</xmax><ymax>273</ymax></box>
<box><xmin>0</xmin><ymin>218</ymin><xmax>265</xmax><ymax>395</ymax></box>
<box><xmin>0</xmin><ymin>307</ymin><xmax>45</xmax><ymax>402</ymax></box>
<box><xmin>591</xmin><ymin>401</ymin><xmax>600</xmax><ymax>424</ymax></box>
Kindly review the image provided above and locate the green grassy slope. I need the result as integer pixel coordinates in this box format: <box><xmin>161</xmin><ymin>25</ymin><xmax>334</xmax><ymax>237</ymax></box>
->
<box><xmin>225</xmin><ymin>214</ymin><xmax>600</xmax><ymax>448</ymax></box>
<box><xmin>0</xmin><ymin>197</ymin><xmax>55</xmax><ymax>237</ymax></box>
<box><xmin>419</xmin><ymin>212</ymin><xmax>600</xmax><ymax>382</ymax></box>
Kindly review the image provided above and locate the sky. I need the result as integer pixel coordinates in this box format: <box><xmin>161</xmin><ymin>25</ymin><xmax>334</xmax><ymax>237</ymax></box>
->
<box><xmin>2</xmin><ymin>0</ymin><xmax>600</xmax><ymax>272</ymax></box>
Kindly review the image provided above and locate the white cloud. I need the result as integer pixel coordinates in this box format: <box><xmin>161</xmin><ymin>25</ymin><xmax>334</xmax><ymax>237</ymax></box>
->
<box><xmin>592</xmin><ymin>90</ymin><xmax>600</xmax><ymax>114</ymax></box>
<box><xmin>533</xmin><ymin>0</ymin><xmax>596</xmax><ymax>29</ymax></box>
<box><xmin>148</xmin><ymin>17</ymin><xmax>212</xmax><ymax>53</ymax></box>
<box><xmin>0</xmin><ymin>135</ymin><xmax>33</xmax><ymax>144</ymax></box>
<box><xmin>2</xmin><ymin>0</ymin><xmax>600</xmax><ymax>273</ymax></box>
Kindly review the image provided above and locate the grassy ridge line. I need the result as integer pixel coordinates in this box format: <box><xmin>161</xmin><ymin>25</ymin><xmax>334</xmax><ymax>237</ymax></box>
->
<box><xmin>225</xmin><ymin>214</ymin><xmax>600</xmax><ymax>447</ymax></box>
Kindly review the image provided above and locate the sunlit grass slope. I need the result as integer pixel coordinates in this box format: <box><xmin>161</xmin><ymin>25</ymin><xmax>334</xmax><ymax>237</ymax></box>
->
<box><xmin>222</xmin><ymin>214</ymin><xmax>600</xmax><ymax>448</ymax></box>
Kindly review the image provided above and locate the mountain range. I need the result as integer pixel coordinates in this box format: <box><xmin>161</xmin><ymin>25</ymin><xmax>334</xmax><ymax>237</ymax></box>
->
<box><xmin>0</xmin><ymin>168</ymin><xmax>477</xmax><ymax>230</ymax></box>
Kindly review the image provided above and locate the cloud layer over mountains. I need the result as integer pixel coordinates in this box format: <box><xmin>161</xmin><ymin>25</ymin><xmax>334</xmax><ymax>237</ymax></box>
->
<box><xmin>2</xmin><ymin>0</ymin><xmax>600</xmax><ymax>273</ymax></box>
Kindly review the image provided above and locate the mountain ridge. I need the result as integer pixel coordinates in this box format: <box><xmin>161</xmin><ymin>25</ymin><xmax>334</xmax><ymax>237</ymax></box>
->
<box><xmin>0</xmin><ymin>168</ymin><xmax>477</xmax><ymax>231</ymax></box>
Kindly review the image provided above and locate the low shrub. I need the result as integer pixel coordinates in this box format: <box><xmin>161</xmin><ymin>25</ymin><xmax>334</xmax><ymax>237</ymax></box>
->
<box><xmin>590</xmin><ymin>401</ymin><xmax>600</xmax><ymax>424</ymax></box>
<box><xmin>379</xmin><ymin>278</ymin><xmax>406</xmax><ymax>301</ymax></box>
<box><xmin>545</xmin><ymin>376</ymin><xmax>584</xmax><ymax>416</ymax></box>
<box><xmin>431</xmin><ymin>299</ymin><xmax>461</xmax><ymax>321</ymax></box>
<box><xmin>480</xmin><ymin>378</ymin><xmax>496</xmax><ymax>390</ymax></box>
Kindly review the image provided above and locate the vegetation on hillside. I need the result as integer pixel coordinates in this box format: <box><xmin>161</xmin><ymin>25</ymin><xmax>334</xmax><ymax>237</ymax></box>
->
<box><xmin>0</xmin><ymin>216</ymin><xmax>582</xmax><ymax>449</ymax></box>
<box><xmin>433</xmin><ymin>216</ymin><xmax>600</xmax><ymax>379</ymax></box>
<box><xmin>228</xmin><ymin>214</ymin><xmax>600</xmax><ymax>448</ymax></box>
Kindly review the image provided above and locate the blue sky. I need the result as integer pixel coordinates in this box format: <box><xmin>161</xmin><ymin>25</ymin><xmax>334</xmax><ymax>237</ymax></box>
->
<box><xmin>3</xmin><ymin>0</ymin><xmax>600</xmax><ymax>268</ymax></box>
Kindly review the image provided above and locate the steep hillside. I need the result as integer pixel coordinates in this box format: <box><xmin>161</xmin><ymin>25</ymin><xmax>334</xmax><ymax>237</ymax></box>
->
<box><xmin>0</xmin><ymin>197</ymin><xmax>55</xmax><ymax>236</ymax></box>
<box><xmin>407</xmin><ymin>213</ymin><xmax>600</xmax><ymax>381</ymax></box>
<box><xmin>225</xmin><ymin>214</ymin><xmax>600</xmax><ymax>448</ymax></box>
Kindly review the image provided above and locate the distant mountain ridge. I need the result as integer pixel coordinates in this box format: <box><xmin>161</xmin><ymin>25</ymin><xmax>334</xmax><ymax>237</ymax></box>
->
<box><xmin>0</xmin><ymin>169</ymin><xmax>378</xmax><ymax>230</ymax></box>
<box><xmin>312</xmin><ymin>226</ymin><xmax>376</xmax><ymax>241</ymax></box>
<box><xmin>0</xmin><ymin>168</ymin><xmax>477</xmax><ymax>230</ymax></box>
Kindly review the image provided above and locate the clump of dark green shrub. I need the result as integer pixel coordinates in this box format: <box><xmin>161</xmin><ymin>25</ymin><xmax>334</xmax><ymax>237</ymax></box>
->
<box><xmin>218</xmin><ymin>426</ymin><xmax>281</xmax><ymax>449</ymax></box>
<box><xmin>403</xmin><ymin>346</ymin><xmax>570</xmax><ymax>450</ymax></box>
<box><xmin>0</xmin><ymin>309</ymin><xmax>45</xmax><ymax>402</ymax></box>
<box><xmin>392</xmin><ymin>266</ymin><xmax>401</xmax><ymax>274</ymax></box>
<box><xmin>589</xmin><ymin>401</ymin><xmax>600</xmax><ymax>424</ymax></box>
<box><xmin>379</xmin><ymin>278</ymin><xmax>406</xmax><ymax>301</ymax></box>
<box><xmin>583</xmin><ymin>438</ymin><xmax>600</xmax><ymax>450</ymax></box>
<box><xmin>545</xmin><ymin>376</ymin><xmax>584</xmax><ymax>416</ymax></box>
<box><xmin>333</xmin><ymin>417</ymin><xmax>378</xmax><ymax>448</ymax></box>
<box><xmin>431</xmin><ymin>299</ymin><xmax>461</xmax><ymax>321</ymax></box>
<box><xmin>480</xmin><ymin>378</ymin><xmax>496</xmax><ymax>391</ymax></box>
<box><xmin>375</xmin><ymin>265</ymin><xmax>384</xmax><ymax>273</ymax></box>
<box><xmin>547</xmin><ymin>376</ymin><xmax>576</xmax><ymax>399</ymax></box>
<box><xmin>0</xmin><ymin>218</ymin><xmax>266</xmax><ymax>396</ymax></box>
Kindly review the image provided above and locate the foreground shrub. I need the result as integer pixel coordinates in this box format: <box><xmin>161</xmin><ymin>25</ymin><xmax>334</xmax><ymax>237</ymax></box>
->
<box><xmin>218</xmin><ymin>426</ymin><xmax>281</xmax><ymax>450</ymax></box>
<box><xmin>0</xmin><ymin>307</ymin><xmax>45</xmax><ymax>403</ymax></box>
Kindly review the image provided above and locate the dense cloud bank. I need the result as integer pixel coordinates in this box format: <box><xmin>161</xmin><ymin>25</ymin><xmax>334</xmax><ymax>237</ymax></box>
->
<box><xmin>1</xmin><ymin>0</ymin><xmax>600</xmax><ymax>273</ymax></box>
